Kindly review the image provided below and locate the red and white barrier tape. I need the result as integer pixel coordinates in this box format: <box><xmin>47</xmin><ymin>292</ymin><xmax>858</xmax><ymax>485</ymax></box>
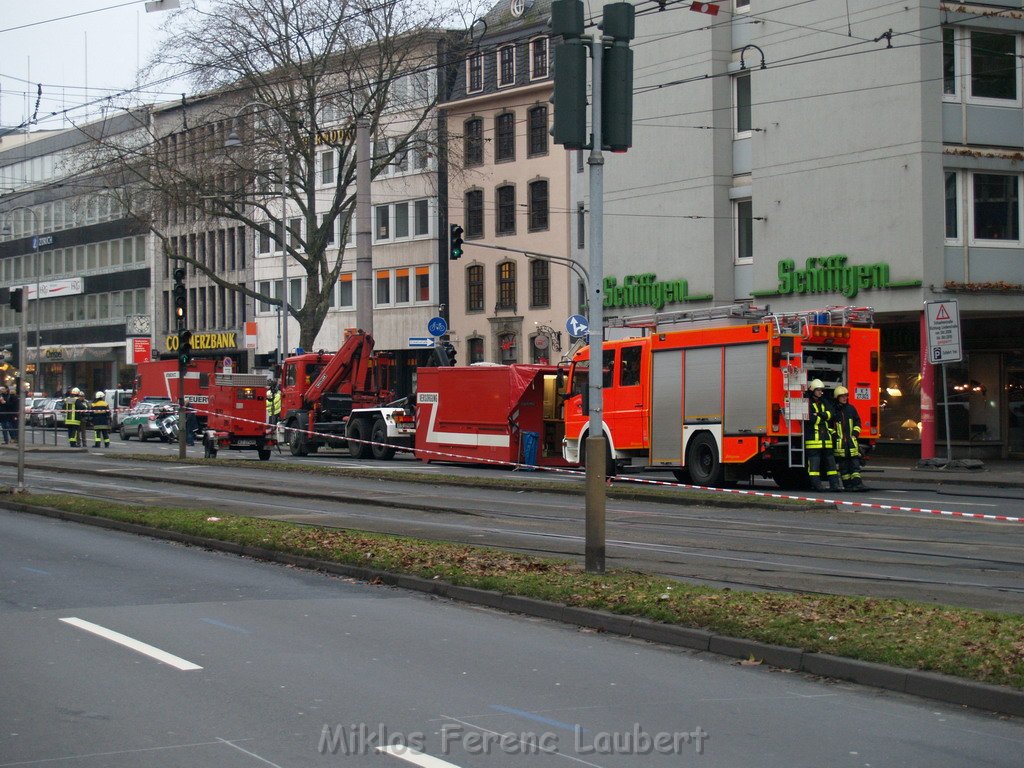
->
<box><xmin>182</xmin><ymin>405</ymin><xmax>1024</xmax><ymax>524</ymax></box>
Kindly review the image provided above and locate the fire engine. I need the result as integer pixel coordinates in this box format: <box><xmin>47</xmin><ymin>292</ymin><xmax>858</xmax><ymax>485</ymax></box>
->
<box><xmin>131</xmin><ymin>357</ymin><xmax>217</xmax><ymax>413</ymax></box>
<box><xmin>561</xmin><ymin>304</ymin><xmax>881</xmax><ymax>488</ymax></box>
<box><xmin>278</xmin><ymin>331</ymin><xmax>420</xmax><ymax>457</ymax></box>
<box><xmin>201</xmin><ymin>372</ymin><xmax>277</xmax><ymax>461</ymax></box>
<box><xmin>414</xmin><ymin>364</ymin><xmax>570</xmax><ymax>467</ymax></box>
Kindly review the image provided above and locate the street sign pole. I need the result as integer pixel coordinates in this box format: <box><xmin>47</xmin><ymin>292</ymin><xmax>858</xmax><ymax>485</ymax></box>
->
<box><xmin>925</xmin><ymin>300</ymin><xmax>962</xmax><ymax>462</ymax></box>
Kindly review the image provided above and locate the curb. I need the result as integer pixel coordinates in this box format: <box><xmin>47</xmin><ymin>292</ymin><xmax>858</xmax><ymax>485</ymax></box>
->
<box><xmin>6</xmin><ymin>500</ymin><xmax>1023</xmax><ymax>718</ymax></box>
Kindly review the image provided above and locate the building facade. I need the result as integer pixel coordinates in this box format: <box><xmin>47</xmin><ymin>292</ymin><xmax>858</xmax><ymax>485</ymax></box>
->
<box><xmin>444</xmin><ymin>0</ymin><xmax>579</xmax><ymax>365</ymax></box>
<box><xmin>0</xmin><ymin>117</ymin><xmax>153</xmax><ymax>396</ymax></box>
<box><xmin>594</xmin><ymin>0</ymin><xmax>1024</xmax><ymax>459</ymax></box>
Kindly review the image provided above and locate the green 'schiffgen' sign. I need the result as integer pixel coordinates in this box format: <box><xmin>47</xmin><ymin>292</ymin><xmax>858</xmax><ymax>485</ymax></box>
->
<box><xmin>604</xmin><ymin>274</ymin><xmax>711</xmax><ymax>310</ymax></box>
<box><xmin>754</xmin><ymin>255</ymin><xmax>921</xmax><ymax>299</ymax></box>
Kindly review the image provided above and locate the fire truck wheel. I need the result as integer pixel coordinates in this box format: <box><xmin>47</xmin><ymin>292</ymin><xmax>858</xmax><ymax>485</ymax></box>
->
<box><xmin>686</xmin><ymin>432</ymin><xmax>724</xmax><ymax>486</ymax></box>
<box><xmin>370</xmin><ymin>419</ymin><xmax>395</xmax><ymax>460</ymax></box>
<box><xmin>579</xmin><ymin>435</ymin><xmax>616</xmax><ymax>478</ymax></box>
<box><xmin>346</xmin><ymin>419</ymin><xmax>372</xmax><ymax>460</ymax></box>
<box><xmin>671</xmin><ymin>468</ymin><xmax>692</xmax><ymax>484</ymax></box>
<box><xmin>288</xmin><ymin>427</ymin><xmax>309</xmax><ymax>457</ymax></box>
<box><xmin>257</xmin><ymin>448</ymin><xmax>271</xmax><ymax>461</ymax></box>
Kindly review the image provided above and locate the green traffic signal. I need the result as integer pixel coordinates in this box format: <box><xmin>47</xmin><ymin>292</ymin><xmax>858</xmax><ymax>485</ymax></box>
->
<box><xmin>449</xmin><ymin>224</ymin><xmax>465</xmax><ymax>260</ymax></box>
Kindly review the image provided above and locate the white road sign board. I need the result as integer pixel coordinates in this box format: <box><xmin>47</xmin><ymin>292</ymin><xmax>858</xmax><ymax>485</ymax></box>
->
<box><xmin>925</xmin><ymin>300</ymin><xmax>962</xmax><ymax>364</ymax></box>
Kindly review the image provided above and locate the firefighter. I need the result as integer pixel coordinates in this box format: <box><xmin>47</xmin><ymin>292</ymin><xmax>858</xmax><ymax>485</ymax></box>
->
<box><xmin>832</xmin><ymin>385</ymin><xmax>867</xmax><ymax>491</ymax></box>
<box><xmin>91</xmin><ymin>391</ymin><xmax>111</xmax><ymax>448</ymax></box>
<box><xmin>64</xmin><ymin>388</ymin><xmax>86</xmax><ymax>448</ymax></box>
<box><xmin>805</xmin><ymin>379</ymin><xmax>843</xmax><ymax>492</ymax></box>
<box><xmin>266</xmin><ymin>378</ymin><xmax>281</xmax><ymax>425</ymax></box>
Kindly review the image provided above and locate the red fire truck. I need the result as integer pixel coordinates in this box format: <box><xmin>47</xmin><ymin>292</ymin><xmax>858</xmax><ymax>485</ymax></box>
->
<box><xmin>414</xmin><ymin>364</ymin><xmax>570</xmax><ymax>467</ymax></box>
<box><xmin>562</xmin><ymin>304</ymin><xmax>881</xmax><ymax>488</ymax></box>
<box><xmin>132</xmin><ymin>358</ymin><xmax>218</xmax><ymax>412</ymax></box>
<box><xmin>201</xmin><ymin>372</ymin><xmax>277</xmax><ymax>461</ymax></box>
<box><xmin>278</xmin><ymin>332</ymin><xmax>418</xmax><ymax>457</ymax></box>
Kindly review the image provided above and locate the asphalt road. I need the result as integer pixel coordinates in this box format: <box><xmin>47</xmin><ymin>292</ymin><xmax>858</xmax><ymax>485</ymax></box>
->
<box><xmin>2</xmin><ymin>509</ymin><xmax>1022</xmax><ymax>768</ymax></box>
<box><xmin>3</xmin><ymin>448</ymin><xmax>1024</xmax><ymax>614</ymax></box>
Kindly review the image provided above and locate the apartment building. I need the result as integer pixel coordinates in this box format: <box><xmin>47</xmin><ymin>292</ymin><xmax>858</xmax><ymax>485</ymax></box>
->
<box><xmin>593</xmin><ymin>0</ymin><xmax>1024</xmax><ymax>458</ymax></box>
<box><xmin>444</xmin><ymin>0</ymin><xmax>578</xmax><ymax>365</ymax></box>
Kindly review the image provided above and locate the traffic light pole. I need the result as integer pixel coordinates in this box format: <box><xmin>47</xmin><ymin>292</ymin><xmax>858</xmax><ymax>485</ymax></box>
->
<box><xmin>585</xmin><ymin>33</ymin><xmax>606</xmax><ymax>574</ymax></box>
<box><xmin>16</xmin><ymin>293</ymin><xmax>26</xmax><ymax>491</ymax></box>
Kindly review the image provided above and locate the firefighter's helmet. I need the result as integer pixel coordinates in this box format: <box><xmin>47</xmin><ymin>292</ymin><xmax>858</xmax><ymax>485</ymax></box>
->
<box><xmin>808</xmin><ymin>379</ymin><xmax>825</xmax><ymax>391</ymax></box>
<box><xmin>834</xmin><ymin>385</ymin><xmax>849</xmax><ymax>397</ymax></box>
<box><xmin>95</xmin><ymin>391</ymin><xmax>105</xmax><ymax>400</ymax></box>
<box><xmin>71</xmin><ymin>387</ymin><xmax>82</xmax><ymax>396</ymax></box>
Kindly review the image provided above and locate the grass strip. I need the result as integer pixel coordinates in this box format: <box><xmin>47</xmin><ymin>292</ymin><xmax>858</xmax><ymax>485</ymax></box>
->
<box><xmin>21</xmin><ymin>493</ymin><xmax>1024</xmax><ymax>689</ymax></box>
<box><xmin>105</xmin><ymin>452</ymin><xmax>816</xmax><ymax>511</ymax></box>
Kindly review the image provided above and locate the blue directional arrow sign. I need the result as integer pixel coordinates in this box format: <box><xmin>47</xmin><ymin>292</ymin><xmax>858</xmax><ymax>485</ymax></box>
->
<box><xmin>566</xmin><ymin>314</ymin><xmax>589</xmax><ymax>338</ymax></box>
<box><xmin>409</xmin><ymin>337</ymin><xmax>435</xmax><ymax>348</ymax></box>
<box><xmin>427</xmin><ymin>316</ymin><xmax>448</xmax><ymax>337</ymax></box>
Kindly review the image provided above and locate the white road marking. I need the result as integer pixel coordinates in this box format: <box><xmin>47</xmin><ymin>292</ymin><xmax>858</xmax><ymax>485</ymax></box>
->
<box><xmin>376</xmin><ymin>745</ymin><xmax>464</xmax><ymax>767</ymax></box>
<box><xmin>216</xmin><ymin>738</ymin><xmax>285</xmax><ymax>767</ymax></box>
<box><xmin>59</xmin><ymin>617</ymin><xmax>202</xmax><ymax>671</ymax></box>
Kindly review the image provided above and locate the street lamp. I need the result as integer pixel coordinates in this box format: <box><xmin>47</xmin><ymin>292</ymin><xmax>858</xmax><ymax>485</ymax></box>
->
<box><xmin>224</xmin><ymin>105</ymin><xmax>289</xmax><ymax>366</ymax></box>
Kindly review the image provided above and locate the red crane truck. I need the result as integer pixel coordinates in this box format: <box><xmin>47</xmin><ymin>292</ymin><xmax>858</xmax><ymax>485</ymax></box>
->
<box><xmin>277</xmin><ymin>332</ymin><xmax>416</xmax><ymax>458</ymax></box>
<box><xmin>562</xmin><ymin>304</ymin><xmax>881</xmax><ymax>488</ymax></box>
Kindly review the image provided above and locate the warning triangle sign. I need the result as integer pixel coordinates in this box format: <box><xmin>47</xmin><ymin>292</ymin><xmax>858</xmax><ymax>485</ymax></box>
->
<box><xmin>935</xmin><ymin>305</ymin><xmax>951</xmax><ymax>321</ymax></box>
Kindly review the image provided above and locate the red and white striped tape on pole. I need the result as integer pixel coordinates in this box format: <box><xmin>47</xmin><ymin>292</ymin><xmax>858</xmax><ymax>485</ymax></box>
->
<box><xmin>183</xmin><ymin>405</ymin><xmax>1024</xmax><ymax>524</ymax></box>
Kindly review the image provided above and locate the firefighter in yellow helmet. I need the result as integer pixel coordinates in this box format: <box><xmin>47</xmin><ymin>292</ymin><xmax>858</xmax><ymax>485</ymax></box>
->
<box><xmin>64</xmin><ymin>388</ymin><xmax>86</xmax><ymax>448</ymax></box>
<box><xmin>91</xmin><ymin>391</ymin><xmax>111</xmax><ymax>448</ymax></box>
<box><xmin>804</xmin><ymin>379</ymin><xmax>842</xmax><ymax>492</ymax></box>
<box><xmin>832</xmin><ymin>385</ymin><xmax>867</xmax><ymax>491</ymax></box>
<box><xmin>265</xmin><ymin>378</ymin><xmax>281</xmax><ymax>425</ymax></box>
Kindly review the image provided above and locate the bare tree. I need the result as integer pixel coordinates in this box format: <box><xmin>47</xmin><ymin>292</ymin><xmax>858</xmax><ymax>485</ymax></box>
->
<box><xmin>91</xmin><ymin>0</ymin><xmax>467</xmax><ymax>350</ymax></box>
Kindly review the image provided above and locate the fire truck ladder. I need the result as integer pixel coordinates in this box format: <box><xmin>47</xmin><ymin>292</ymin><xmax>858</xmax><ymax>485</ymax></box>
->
<box><xmin>606</xmin><ymin>301</ymin><xmax>770</xmax><ymax>330</ymax></box>
<box><xmin>783</xmin><ymin>352</ymin><xmax>806</xmax><ymax>470</ymax></box>
<box><xmin>765</xmin><ymin>306</ymin><xmax>875</xmax><ymax>336</ymax></box>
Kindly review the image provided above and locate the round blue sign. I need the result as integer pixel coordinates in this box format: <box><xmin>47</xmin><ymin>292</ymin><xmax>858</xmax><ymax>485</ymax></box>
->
<box><xmin>427</xmin><ymin>316</ymin><xmax>448</xmax><ymax>337</ymax></box>
<box><xmin>566</xmin><ymin>314</ymin><xmax>589</xmax><ymax>338</ymax></box>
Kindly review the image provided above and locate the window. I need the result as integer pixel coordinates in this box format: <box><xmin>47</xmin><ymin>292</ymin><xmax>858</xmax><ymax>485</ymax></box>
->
<box><xmin>735</xmin><ymin>198</ymin><xmax>753</xmax><ymax>263</ymax></box>
<box><xmin>415</xmin><ymin>200</ymin><xmax>429</xmax><ymax>235</ymax></box>
<box><xmin>466</xmin><ymin>264</ymin><xmax>484</xmax><ymax>312</ymax></box>
<box><xmin>289</xmin><ymin>217</ymin><xmax>301</xmax><ymax>249</ymax></box>
<box><xmin>376</xmin><ymin>270</ymin><xmax>391</xmax><ymax>304</ymax></box>
<box><xmin>258</xmin><ymin>280</ymin><xmax>273</xmax><ymax>313</ymax></box>
<box><xmin>496</xmin><ymin>113</ymin><xmax>516</xmax><ymax>161</ymax></box>
<box><xmin>321</xmin><ymin>150</ymin><xmax>335</xmax><ymax>185</ymax></box>
<box><xmin>528</xmin><ymin>106</ymin><xmax>548</xmax><ymax>156</ymax></box>
<box><xmin>735</xmin><ymin>0</ymin><xmax>749</xmax><ymax>10</ymax></box>
<box><xmin>498</xmin><ymin>45</ymin><xmax>515</xmax><ymax>86</ymax></box>
<box><xmin>497</xmin><ymin>261</ymin><xmax>516</xmax><ymax>310</ymax></box>
<box><xmin>466</xmin><ymin>190</ymin><xmax>484</xmax><ymax>238</ymax></box>
<box><xmin>496</xmin><ymin>185</ymin><xmax>516</xmax><ymax>235</ymax></box>
<box><xmin>413</xmin><ymin>131</ymin><xmax>430</xmax><ymax>170</ymax></box>
<box><xmin>945</xmin><ymin>171</ymin><xmax>959</xmax><ymax>241</ymax></box>
<box><xmin>395</xmin><ymin>202</ymin><xmax>410</xmax><ymax>238</ymax></box>
<box><xmin>338</xmin><ymin>274</ymin><xmax>353</xmax><ymax>307</ymax></box>
<box><xmin>943</xmin><ymin>27</ymin><xmax>956</xmax><ymax>96</ymax></box>
<box><xmin>620</xmin><ymin>346</ymin><xmax>641</xmax><ymax>387</ymax></box>
<box><xmin>376</xmin><ymin>205</ymin><xmax>390</xmax><ymax>240</ymax></box>
<box><xmin>970</xmin><ymin>30</ymin><xmax>1017</xmax><ymax>102</ymax></box>
<box><xmin>259</xmin><ymin>227</ymin><xmax>271</xmax><ymax>254</ymax></box>
<box><xmin>416</xmin><ymin>266</ymin><xmax>430</xmax><ymax>301</ymax></box>
<box><xmin>499</xmin><ymin>332</ymin><xmax>517</xmax><ymax>364</ymax></box>
<box><xmin>528</xmin><ymin>180</ymin><xmax>549</xmax><ymax>231</ymax></box>
<box><xmin>734</xmin><ymin>71</ymin><xmax>751</xmax><ymax>136</ymax></box>
<box><xmin>530</xmin><ymin>259</ymin><xmax>549</xmax><ymax>308</ymax></box>
<box><xmin>971</xmin><ymin>173</ymin><xmax>1019</xmax><ymax>242</ymax></box>
<box><xmin>396</xmin><ymin>268</ymin><xmax>410</xmax><ymax>303</ymax></box>
<box><xmin>467</xmin><ymin>52</ymin><xmax>483</xmax><ymax>93</ymax></box>
<box><xmin>530</xmin><ymin>38</ymin><xmax>548</xmax><ymax>79</ymax></box>
<box><xmin>469</xmin><ymin>337</ymin><xmax>484</xmax><ymax>364</ymax></box>
<box><xmin>290</xmin><ymin>277</ymin><xmax>303</xmax><ymax>310</ymax></box>
<box><xmin>464</xmin><ymin>118</ymin><xmax>483</xmax><ymax>167</ymax></box>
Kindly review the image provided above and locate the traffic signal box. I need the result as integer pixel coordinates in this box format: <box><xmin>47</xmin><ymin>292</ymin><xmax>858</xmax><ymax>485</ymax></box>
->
<box><xmin>8</xmin><ymin>288</ymin><xmax>23</xmax><ymax>313</ymax></box>
<box><xmin>172</xmin><ymin>266</ymin><xmax>191</xmax><ymax>366</ymax></box>
<box><xmin>449</xmin><ymin>224</ymin><xmax>464</xmax><ymax>260</ymax></box>
<box><xmin>549</xmin><ymin>0</ymin><xmax>635</xmax><ymax>153</ymax></box>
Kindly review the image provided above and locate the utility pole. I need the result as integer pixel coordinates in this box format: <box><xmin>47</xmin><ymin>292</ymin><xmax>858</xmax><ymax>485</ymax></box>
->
<box><xmin>355</xmin><ymin>117</ymin><xmax>372</xmax><ymax>335</ymax></box>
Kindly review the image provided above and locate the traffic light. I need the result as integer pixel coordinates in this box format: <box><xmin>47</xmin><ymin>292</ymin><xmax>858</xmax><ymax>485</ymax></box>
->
<box><xmin>601</xmin><ymin>2</ymin><xmax>635</xmax><ymax>153</ymax></box>
<box><xmin>449</xmin><ymin>224</ymin><xmax>464</xmax><ymax>260</ymax></box>
<box><xmin>8</xmin><ymin>288</ymin><xmax>23</xmax><ymax>313</ymax></box>
<box><xmin>549</xmin><ymin>0</ymin><xmax>588</xmax><ymax>149</ymax></box>
<box><xmin>442</xmin><ymin>341</ymin><xmax>457</xmax><ymax>366</ymax></box>
<box><xmin>177</xmin><ymin>329</ymin><xmax>193</xmax><ymax>367</ymax></box>
<box><xmin>173</xmin><ymin>267</ymin><xmax>187</xmax><ymax>329</ymax></box>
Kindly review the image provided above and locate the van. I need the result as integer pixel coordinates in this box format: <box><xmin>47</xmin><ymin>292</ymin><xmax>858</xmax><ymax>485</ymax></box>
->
<box><xmin>103</xmin><ymin>389</ymin><xmax>134</xmax><ymax>429</ymax></box>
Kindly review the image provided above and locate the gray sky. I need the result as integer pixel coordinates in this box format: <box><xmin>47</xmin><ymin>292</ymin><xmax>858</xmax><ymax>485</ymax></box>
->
<box><xmin>0</xmin><ymin>1</ymin><xmax>188</xmax><ymax>130</ymax></box>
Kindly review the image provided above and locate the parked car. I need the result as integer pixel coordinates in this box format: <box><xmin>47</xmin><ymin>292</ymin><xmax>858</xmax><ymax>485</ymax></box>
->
<box><xmin>118</xmin><ymin>400</ymin><xmax>174</xmax><ymax>441</ymax></box>
<box><xmin>27</xmin><ymin>397</ymin><xmax>49</xmax><ymax>427</ymax></box>
<box><xmin>32</xmin><ymin>397</ymin><xmax>65</xmax><ymax>428</ymax></box>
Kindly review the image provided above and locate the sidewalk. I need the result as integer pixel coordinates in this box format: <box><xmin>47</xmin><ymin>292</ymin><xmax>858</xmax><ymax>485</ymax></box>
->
<box><xmin>867</xmin><ymin>457</ymin><xmax>1024</xmax><ymax>489</ymax></box>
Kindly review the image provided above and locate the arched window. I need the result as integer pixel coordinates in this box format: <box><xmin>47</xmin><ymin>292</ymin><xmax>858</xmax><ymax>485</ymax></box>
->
<box><xmin>464</xmin><ymin>118</ymin><xmax>483</xmax><ymax>167</ymax></box>
<box><xmin>466</xmin><ymin>264</ymin><xmax>484</xmax><ymax>312</ymax></box>
<box><xmin>497</xmin><ymin>261</ymin><xmax>516</xmax><ymax>310</ymax></box>
<box><xmin>530</xmin><ymin>259</ymin><xmax>549</xmax><ymax>308</ymax></box>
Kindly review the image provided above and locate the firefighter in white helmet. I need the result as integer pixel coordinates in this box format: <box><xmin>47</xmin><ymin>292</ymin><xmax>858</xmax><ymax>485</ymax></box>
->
<box><xmin>804</xmin><ymin>379</ymin><xmax>842</xmax><ymax>492</ymax></box>
<box><xmin>831</xmin><ymin>385</ymin><xmax>866</xmax><ymax>491</ymax></box>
